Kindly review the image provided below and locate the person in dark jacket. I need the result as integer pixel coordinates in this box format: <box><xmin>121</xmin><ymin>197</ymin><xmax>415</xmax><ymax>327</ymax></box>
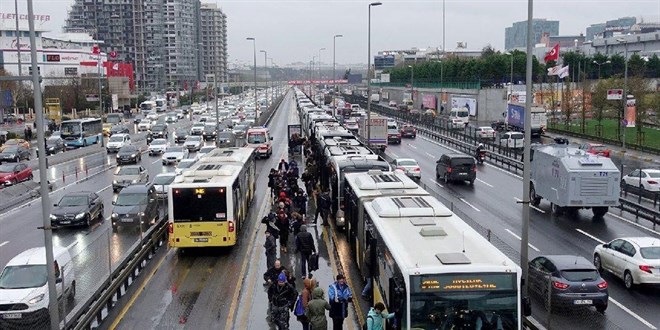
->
<box><xmin>295</xmin><ymin>224</ymin><xmax>316</xmax><ymax>278</ymax></box>
<box><xmin>276</xmin><ymin>211</ymin><xmax>290</xmax><ymax>253</ymax></box>
<box><xmin>328</xmin><ymin>274</ymin><xmax>353</xmax><ymax>330</ymax></box>
<box><xmin>268</xmin><ymin>273</ymin><xmax>298</xmax><ymax>329</ymax></box>
<box><xmin>263</xmin><ymin>259</ymin><xmax>288</xmax><ymax>286</ymax></box>
<box><xmin>316</xmin><ymin>190</ymin><xmax>331</xmax><ymax>226</ymax></box>
<box><xmin>361</xmin><ymin>243</ymin><xmax>373</xmax><ymax>299</ymax></box>
<box><xmin>278</xmin><ymin>158</ymin><xmax>289</xmax><ymax>173</ymax></box>
<box><xmin>264</xmin><ymin>231</ymin><xmax>278</xmax><ymax>270</ymax></box>
<box><xmin>306</xmin><ymin>287</ymin><xmax>330</xmax><ymax>330</ymax></box>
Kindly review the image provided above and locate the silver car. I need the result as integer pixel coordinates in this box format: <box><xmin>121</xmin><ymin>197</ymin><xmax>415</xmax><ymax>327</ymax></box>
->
<box><xmin>113</xmin><ymin>165</ymin><xmax>149</xmax><ymax>192</ymax></box>
<box><xmin>392</xmin><ymin>158</ymin><xmax>421</xmax><ymax>180</ymax></box>
<box><xmin>184</xmin><ymin>136</ymin><xmax>203</xmax><ymax>152</ymax></box>
<box><xmin>162</xmin><ymin>146</ymin><xmax>189</xmax><ymax>165</ymax></box>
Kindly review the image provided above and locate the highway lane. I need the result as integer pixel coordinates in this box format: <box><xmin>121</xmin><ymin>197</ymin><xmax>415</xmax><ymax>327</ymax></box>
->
<box><xmin>386</xmin><ymin>133</ymin><xmax>660</xmax><ymax>329</ymax></box>
<box><xmin>109</xmin><ymin>91</ymin><xmax>294</xmax><ymax>329</ymax></box>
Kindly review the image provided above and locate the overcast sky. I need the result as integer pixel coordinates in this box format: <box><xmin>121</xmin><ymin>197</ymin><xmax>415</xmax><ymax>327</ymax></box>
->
<box><xmin>4</xmin><ymin>0</ymin><xmax>659</xmax><ymax>66</ymax></box>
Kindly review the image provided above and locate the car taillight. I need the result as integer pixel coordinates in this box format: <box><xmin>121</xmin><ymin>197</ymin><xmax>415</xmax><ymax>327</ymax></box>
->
<box><xmin>597</xmin><ymin>281</ymin><xmax>608</xmax><ymax>289</ymax></box>
<box><xmin>552</xmin><ymin>281</ymin><xmax>570</xmax><ymax>290</ymax></box>
<box><xmin>447</xmin><ymin>167</ymin><xmax>452</xmax><ymax>173</ymax></box>
<box><xmin>414</xmin><ymin>167</ymin><xmax>421</xmax><ymax>172</ymax></box>
<box><xmin>228</xmin><ymin>221</ymin><xmax>235</xmax><ymax>232</ymax></box>
<box><xmin>639</xmin><ymin>265</ymin><xmax>653</xmax><ymax>273</ymax></box>
<box><xmin>397</xmin><ymin>134</ymin><xmax>401</xmax><ymax>138</ymax></box>
<box><xmin>472</xmin><ymin>165</ymin><xmax>477</xmax><ymax>172</ymax></box>
<box><xmin>647</xmin><ymin>180</ymin><xmax>658</xmax><ymax>185</ymax></box>
<box><xmin>168</xmin><ymin>222</ymin><xmax>173</xmax><ymax>234</ymax></box>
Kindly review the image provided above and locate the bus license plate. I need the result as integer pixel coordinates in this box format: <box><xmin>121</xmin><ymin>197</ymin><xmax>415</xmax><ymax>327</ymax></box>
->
<box><xmin>574</xmin><ymin>300</ymin><xmax>592</xmax><ymax>305</ymax></box>
<box><xmin>194</xmin><ymin>238</ymin><xmax>208</xmax><ymax>242</ymax></box>
<box><xmin>3</xmin><ymin>313</ymin><xmax>22</xmax><ymax>319</ymax></box>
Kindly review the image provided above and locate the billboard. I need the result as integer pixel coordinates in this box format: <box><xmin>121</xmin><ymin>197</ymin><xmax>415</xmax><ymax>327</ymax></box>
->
<box><xmin>374</xmin><ymin>55</ymin><xmax>395</xmax><ymax>70</ymax></box>
<box><xmin>450</xmin><ymin>96</ymin><xmax>477</xmax><ymax>116</ymax></box>
<box><xmin>422</xmin><ymin>94</ymin><xmax>437</xmax><ymax>110</ymax></box>
<box><xmin>380</xmin><ymin>73</ymin><xmax>390</xmax><ymax>83</ymax></box>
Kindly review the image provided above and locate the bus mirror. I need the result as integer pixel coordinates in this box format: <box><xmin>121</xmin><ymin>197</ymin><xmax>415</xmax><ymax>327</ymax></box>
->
<box><xmin>522</xmin><ymin>296</ymin><xmax>532</xmax><ymax>316</ymax></box>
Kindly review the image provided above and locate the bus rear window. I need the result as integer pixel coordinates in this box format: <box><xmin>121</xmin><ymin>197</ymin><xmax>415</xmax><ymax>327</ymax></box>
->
<box><xmin>172</xmin><ymin>187</ymin><xmax>227</xmax><ymax>222</ymax></box>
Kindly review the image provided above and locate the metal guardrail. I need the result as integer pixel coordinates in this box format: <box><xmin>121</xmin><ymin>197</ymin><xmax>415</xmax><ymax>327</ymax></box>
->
<box><xmin>618</xmin><ymin>199</ymin><xmax>659</xmax><ymax>229</ymax></box>
<box><xmin>547</xmin><ymin>126</ymin><xmax>660</xmax><ymax>156</ymax></box>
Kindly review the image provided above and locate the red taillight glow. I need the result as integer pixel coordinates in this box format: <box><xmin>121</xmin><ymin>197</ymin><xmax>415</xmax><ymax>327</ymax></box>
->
<box><xmin>414</xmin><ymin>167</ymin><xmax>421</xmax><ymax>172</ymax></box>
<box><xmin>472</xmin><ymin>165</ymin><xmax>477</xmax><ymax>172</ymax></box>
<box><xmin>552</xmin><ymin>281</ymin><xmax>570</xmax><ymax>290</ymax></box>
<box><xmin>639</xmin><ymin>265</ymin><xmax>653</xmax><ymax>273</ymax></box>
<box><xmin>647</xmin><ymin>180</ymin><xmax>658</xmax><ymax>185</ymax></box>
<box><xmin>168</xmin><ymin>223</ymin><xmax>173</xmax><ymax>234</ymax></box>
<box><xmin>597</xmin><ymin>281</ymin><xmax>608</xmax><ymax>289</ymax></box>
<box><xmin>397</xmin><ymin>134</ymin><xmax>401</xmax><ymax>138</ymax></box>
<box><xmin>228</xmin><ymin>221</ymin><xmax>235</xmax><ymax>232</ymax></box>
<box><xmin>447</xmin><ymin>167</ymin><xmax>452</xmax><ymax>173</ymax></box>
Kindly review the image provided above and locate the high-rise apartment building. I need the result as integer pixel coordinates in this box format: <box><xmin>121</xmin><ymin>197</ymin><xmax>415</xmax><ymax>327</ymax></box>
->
<box><xmin>199</xmin><ymin>3</ymin><xmax>228</xmax><ymax>83</ymax></box>
<box><xmin>505</xmin><ymin>19</ymin><xmax>559</xmax><ymax>50</ymax></box>
<box><xmin>163</xmin><ymin>0</ymin><xmax>199</xmax><ymax>89</ymax></box>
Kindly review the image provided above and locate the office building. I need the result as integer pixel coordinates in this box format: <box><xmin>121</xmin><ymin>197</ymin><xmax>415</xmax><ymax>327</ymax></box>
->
<box><xmin>199</xmin><ymin>3</ymin><xmax>228</xmax><ymax>83</ymax></box>
<box><xmin>585</xmin><ymin>17</ymin><xmax>637</xmax><ymax>41</ymax></box>
<box><xmin>505</xmin><ymin>19</ymin><xmax>559</xmax><ymax>50</ymax></box>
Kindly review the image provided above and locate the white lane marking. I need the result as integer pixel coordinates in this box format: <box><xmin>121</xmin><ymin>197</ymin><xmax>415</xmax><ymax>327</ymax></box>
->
<box><xmin>96</xmin><ymin>184</ymin><xmax>112</xmax><ymax>194</ymax></box>
<box><xmin>476</xmin><ymin>178</ymin><xmax>493</xmax><ymax>188</ymax></box>
<box><xmin>505</xmin><ymin>228</ymin><xmax>541</xmax><ymax>252</ymax></box>
<box><xmin>609</xmin><ymin>298</ymin><xmax>658</xmax><ymax>330</ymax></box>
<box><xmin>152</xmin><ymin>158</ymin><xmax>162</xmax><ymax>165</ymax></box>
<box><xmin>514</xmin><ymin>197</ymin><xmax>546</xmax><ymax>214</ymax></box>
<box><xmin>425</xmin><ymin>152</ymin><xmax>435</xmax><ymax>158</ymax></box>
<box><xmin>607</xmin><ymin>212</ymin><xmax>660</xmax><ymax>237</ymax></box>
<box><xmin>389</xmin><ymin>152</ymin><xmax>399</xmax><ymax>158</ymax></box>
<box><xmin>460</xmin><ymin>198</ymin><xmax>481</xmax><ymax>212</ymax></box>
<box><xmin>66</xmin><ymin>240</ymin><xmax>79</xmax><ymax>250</ymax></box>
<box><xmin>408</xmin><ymin>143</ymin><xmax>417</xmax><ymax>149</ymax></box>
<box><xmin>0</xmin><ymin>241</ymin><xmax>8</xmax><ymax>248</ymax></box>
<box><xmin>431</xmin><ymin>180</ymin><xmax>444</xmax><ymax>188</ymax></box>
<box><xmin>575</xmin><ymin>228</ymin><xmax>605</xmax><ymax>244</ymax></box>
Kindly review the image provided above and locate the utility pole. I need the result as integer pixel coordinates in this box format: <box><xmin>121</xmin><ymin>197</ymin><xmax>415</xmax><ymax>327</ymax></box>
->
<box><xmin>333</xmin><ymin>34</ymin><xmax>343</xmax><ymax>117</ymax></box>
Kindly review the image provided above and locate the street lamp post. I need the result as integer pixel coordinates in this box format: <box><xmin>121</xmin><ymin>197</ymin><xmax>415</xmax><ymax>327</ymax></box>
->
<box><xmin>260</xmin><ymin>50</ymin><xmax>268</xmax><ymax>109</ymax></box>
<box><xmin>333</xmin><ymin>34</ymin><xmax>343</xmax><ymax>117</ymax></box>
<box><xmin>408</xmin><ymin>65</ymin><xmax>414</xmax><ymax>103</ymax></box>
<box><xmin>246</xmin><ymin>38</ymin><xmax>258</xmax><ymax>121</ymax></box>
<box><xmin>318</xmin><ymin>47</ymin><xmax>326</xmax><ymax>82</ymax></box>
<box><xmin>617</xmin><ymin>38</ymin><xmax>629</xmax><ymax>152</ymax></box>
<box><xmin>593</xmin><ymin>60</ymin><xmax>611</xmax><ymax>80</ymax></box>
<box><xmin>366</xmin><ymin>2</ymin><xmax>382</xmax><ymax>147</ymax></box>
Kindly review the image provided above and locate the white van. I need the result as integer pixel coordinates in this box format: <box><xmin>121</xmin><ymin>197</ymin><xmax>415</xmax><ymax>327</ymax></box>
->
<box><xmin>0</xmin><ymin>246</ymin><xmax>75</xmax><ymax>324</ymax></box>
<box><xmin>500</xmin><ymin>131</ymin><xmax>524</xmax><ymax>149</ymax></box>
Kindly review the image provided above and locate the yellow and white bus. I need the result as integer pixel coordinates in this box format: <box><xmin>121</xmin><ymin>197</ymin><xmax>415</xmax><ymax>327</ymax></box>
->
<box><xmin>360</xmin><ymin>195</ymin><xmax>527</xmax><ymax>329</ymax></box>
<box><xmin>168</xmin><ymin>147</ymin><xmax>256</xmax><ymax>248</ymax></box>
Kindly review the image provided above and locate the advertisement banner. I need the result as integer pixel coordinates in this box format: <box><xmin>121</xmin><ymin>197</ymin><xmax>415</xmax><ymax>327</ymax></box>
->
<box><xmin>422</xmin><ymin>94</ymin><xmax>437</xmax><ymax>110</ymax></box>
<box><xmin>112</xmin><ymin>94</ymin><xmax>119</xmax><ymax>111</ymax></box>
<box><xmin>451</xmin><ymin>96</ymin><xmax>477</xmax><ymax>116</ymax></box>
<box><xmin>625</xmin><ymin>99</ymin><xmax>636</xmax><ymax>127</ymax></box>
<box><xmin>380</xmin><ymin>73</ymin><xmax>390</xmax><ymax>83</ymax></box>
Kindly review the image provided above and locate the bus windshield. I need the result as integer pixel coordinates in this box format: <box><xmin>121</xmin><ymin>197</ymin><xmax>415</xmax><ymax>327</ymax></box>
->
<box><xmin>60</xmin><ymin>122</ymin><xmax>82</xmax><ymax>137</ymax></box>
<box><xmin>106</xmin><ymin>114</ymin><xmax>122</xmax><ymax>124</ymax></box>
<box><xmin>172</xmin><ymin>187</ymin><xmax>227</xmax><ymax>222</ymax></box>
<box><xmin>409</xmin><ymin>274</ymin><xmax>518</xmax><ymax>330</ymax></box>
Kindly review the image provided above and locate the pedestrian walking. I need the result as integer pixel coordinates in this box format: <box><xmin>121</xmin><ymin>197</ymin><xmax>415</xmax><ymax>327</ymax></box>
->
<box><xmin>276</xmin><ymin>211</ymin><xmax>290</xmax><ymax>253</ymax></box>
<box><xmin>297</xmin><ymin>277</ymin><xmax>317</xmax><ymax>330</ymax></box>
<box><xmin>295</xmin><ymin>224</ymin><xmax>316</xmax><ymax>278</ymax></box>
<box><xmin>278</xmin><ymin>158</ymin><xmax>289</xmax><ymax>173</ymax></box>
<box><xmin>316</xmin><ymin>190</ymin><xmax>331</xmax><ymax>226</ymax></box>
<box><xmin>328</xmin><ymin>274</ymin><xmax>353</xmax><ymax>330</ymax></box>
<box><xmin>267</xmin><ymin>273</ymin><xmax>298</xmax><ymax>330</ymax></box>
<box><xmin>361</xmin><ymin>243</ymin><xmax>373</xmax><ymax>299</ymax></box>
<box><xmin>263</xmin><ymin>259</ymin><xmax>288</xmax><ymax>286</ymax></box>
<box><xmin>264</xmin><ymin>231</ymin><xmax>278</xmax><ymax>270</ymax></box>
<box><xmin>306</xmin><ymin>287</ymin><xmax>330</xmax><ymax>330</ymax></box>
<box><xmin>365</xmin><ymin>302</ymin><xmax>396</xmax><ymax>330</ymax></box>
<box><xmin>262</xmin><ymin>212</ymin><xmax>280</xmax><ymax>240</ymax></box>
<box><xmin>293</xmin><ymin>189</ymin><xmax>307</xmax><ymax>215</ymax></box>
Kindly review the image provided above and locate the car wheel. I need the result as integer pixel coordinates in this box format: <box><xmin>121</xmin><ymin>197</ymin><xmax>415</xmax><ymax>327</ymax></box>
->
<box><xmin>28</xmin><ymin>174</ymin><xmax>33</xmax><ymax>181</ymax></box>
<box><xmin>596</xmin><ymin>303</ymin><xmax>607</xmax><ymax>314</ymax></box>
<box><xmin>85</xmin><ymin>214</ymin><xmax>91</xmax><ymax>227</ymax></box>
<box><xmin>593</xmin><ymin>254</ymin><xmax>603</xmax><ymax>272</ymax></box>
<box><xmin>14</xmin><ymin>156</ymin><xmax>19</xmax><ymax>162</ymax></box>
<box><xmin>624</xmin><ymin>271</ymin><xmax>634</xmax><ymax>289</ymax></box>
<box><xmin>68</xmin><ymin>280</ymin><xmax>76</xmax><ymax>302</ymax></box>
<box><xmin>551</xmin><ymin>203</ymin><xmax>563</xmax><ymax>216</ymax></box>
<box><xmin>530</xmin><ymin>184</ymin><xmax>541</xmax><ymax>206</ymax></box>
<box><xmin>444</xmin><ymin>173</ymin><xmax>449</xmax><ymax>184</ymax></box>
<box><xmin>12</xmin><ymin>178</ymin><xmax>18</xmax><ymax>186</ymax></box>
<box><xmin>98</xmin><ymin>207</ymin><xmax>104</xmax><ymax>222</ymax></box>
<box><xmin>83</xmin><ymin>140</ymin><xmax>88</xmax><ymax>147</ymax></box>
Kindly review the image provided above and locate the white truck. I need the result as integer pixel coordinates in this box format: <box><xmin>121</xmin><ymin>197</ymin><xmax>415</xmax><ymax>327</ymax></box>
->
<box><xmin>358</xmin><ymin>115</ymin><xmax>388</xmax><ymax>150</ymax></box>
<box><xmin>529</xmin><ymin>144</ymin><xmax>620</xmax><ymax>218</ymax></box>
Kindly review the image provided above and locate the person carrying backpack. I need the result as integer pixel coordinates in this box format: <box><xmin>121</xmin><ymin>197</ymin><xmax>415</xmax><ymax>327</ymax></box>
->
<box><xmin>365</xmin><ymin>302</ymin><xmax>395</xmax><ymax>330</ymax></box>
<box><xmin>306</xmin><ymin>287</ymin><xmax>330</xmax><ymax>330</ymax></box>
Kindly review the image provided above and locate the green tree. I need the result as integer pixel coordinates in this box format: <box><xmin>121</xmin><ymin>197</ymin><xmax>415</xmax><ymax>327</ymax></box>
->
<box><xmin>628</xmin><ymin>54</ymin><xmax>646</xmax><ymax>77</ymax></box>
<box><xmin>646</xmin><ymin>54</ymin><xmax>660</xmax><ymax>78</ymax></box>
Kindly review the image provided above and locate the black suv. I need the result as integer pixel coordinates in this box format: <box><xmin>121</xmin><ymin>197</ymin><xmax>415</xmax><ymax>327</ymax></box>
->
<box><xmin>435</xmin><ymin>153</ymin><xmax>476</xmax><ymax>185</ymax></box>
<box><xmin>111</xmin><ymin>184</ymin><xmax>159</xmax><ymax>232</ymax></box>
<box><xmin>50</xmin><ymin>191</ymin><xmax>104</xmax><ymax>228</ymax></box>
<box><xmin>116</xmin><ymin>145</ymin><xmax>142</xmax><ymax>165</ymax></box>
<box><xmin>151</xmin><ymin>124</ymin><xmax>168</xmax><ymax>139</ymax></box>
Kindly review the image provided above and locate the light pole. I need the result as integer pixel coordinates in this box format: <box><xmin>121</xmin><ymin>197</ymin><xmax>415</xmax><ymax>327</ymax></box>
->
<box><xmin>366</xmin><ymin>1</ymin><xmax>382</xmax><ymax>147</ymax></box>
<box><xmin>246</xmin><ymin>37</ymin><xmax>258</xmax><ymax>120</ymax></box>
<box><xmin>333</xmin><ymin>34</ymin><xmax>343</xmax><ymax>117</ymax></box>
<box><xmin>617</xmin><ymin>38</ymin><xmax>629</xmax><ymax>151</ymax></box>
<box><xmin>593</xmin><ymin>60</ymin><xmax>611</xmax><ymax>80</ymax></box>
<box><xmin>260</xmin><ymin>50</ymin><xmax>268</xmax><ymax>109</ymax></box>
<box><xmin>318</xmin><ymin>47</ymin><xmax>326</xmax><ymax>82</ymax></box>
<box><xmin>408</xmin><ymin>65</ymin><xmax>414</xmax><ymax>103</ymax></box>
<box><xmin>504</xmin><ymin>51</ymin><xmax>514</xmax><ymax>101</ymax></box>
<box><xmin>311</xmin><ymin>55</ymin><xmax>317</xmax><ymax>101</ymax></box>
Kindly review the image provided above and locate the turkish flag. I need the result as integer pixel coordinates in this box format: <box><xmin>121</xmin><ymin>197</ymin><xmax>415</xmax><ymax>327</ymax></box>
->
<box><xmin>92</xmin><ymin>45</ymin><xmax>100</xmax><ymax>55</ymax></box>
<box><xmin>544</xmin><ymin>44</ymin><xmax>559</xmax><ymax>62</ymax></box>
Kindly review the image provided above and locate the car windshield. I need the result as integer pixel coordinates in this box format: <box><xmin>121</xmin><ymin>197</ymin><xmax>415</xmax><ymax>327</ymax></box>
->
<box><xmin>561</xmin><ymin>269</ymin><xmax>599</xmax><ymax>282</ymax></box>
<box><xmin>592</xmin><ymin>145</ymin><xmax>608</xmax><ymax>152</ymax></box>
<box><xmin>46</xmin><ymin>138</ymin><xmax>61</xmax><ymax>146</ymax></box>
<box><xmin>117</xmin><ymin>167</ymin><xmax>140</xmax><ymax>175</ymax></box>
<box><xmin>187</xmin><ymin>136</ymin><xmax>201</xmax><ymax>142</ymax></box>
<box><xmin>2</xmin><ymin>146</ymin><xmax>18</xmax><ymax>153</ymax></box>
<box><xmin>451</xmin><ymin>158</ymin><xmax>474</xmax><ymax>167</ymax></box>
<box><xmin>640</xmin><ymin>247</ymin><xmax>660</xmax><ymax>259</ymax></box>
<box><xmin>398</xmin><ymin>160</ymin><xmax>418</xmax><ymax>166</ymax></box>
<box><xmin>234</xmin><ymin>125</ymin><xmax>247</xmax><ymax>131</ymax></box>
<box><xmin>510</xmin><ymin>134</ymin><xmax>523</xmax><ymax>140</ymax></box>
<box><xmin>5</xmin><ymin>140</ymin><xmax>19</xmax><ymax>146</ymax></box>
<box><xmin>109</xmin><ymin>136</ymin><xmax>124</xmax><ymax>142</ymax></box>
<box><xmin>0</xmin><ymin>265</ymin><xmax>48</xmax><ymax>289</ymax></box>
<box><xmin>153</xmin><ymin>125</ymin><xmax>166</xmax><ymax>130</ymax></box>
<box><xmin>119</xmin><ymin>146</ymin><xmax>138</xmax><ymax>153</ymax></box>
<box><xmin>112</xmin><ymin>125</ymin><xmax>125</xmax><ymax>130</ymax></box>
<box><xmin>153</xmin><ymin>175</ymin><xmax>175</xmax><ymax>185</ymax></box>
<box><xmin>218</xmin><ymin>132</ymin><xmax>233</xmax><ymax>139</ymax></box>
<box><xmin>0</xmin><ymin>164</ymin><xmax>17</xmax><ymax>172</ymax></box>
<box><xmin>115</xmin><ymin>193</ymin><xmax>147</xmax><ymax>206</ymax></box>
<box><xmin>648</xmin><ymin>172</ymin><xmax>660</xmax><ymax>178</ymax></box>
<box><xmin>166</xmin><ymin>147</ymin><xmax>184</xmax><ymax>153</ymax></box>
<box><xmin>58</xmin><ymin>195</ymin><xmax>88</xmax><ymax>206</ymax></box>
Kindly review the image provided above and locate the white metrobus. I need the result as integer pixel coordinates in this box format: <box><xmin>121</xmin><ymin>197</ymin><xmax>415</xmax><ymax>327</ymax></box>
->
<box><xmin>360</xmin><ymin>195</ymin><xmax>524</xmax><ymax>329</ymax></box>
<box><xmin>168</xmin><ymin>147</ymin><xmax>256</xmax><ymax>248</ymax></box>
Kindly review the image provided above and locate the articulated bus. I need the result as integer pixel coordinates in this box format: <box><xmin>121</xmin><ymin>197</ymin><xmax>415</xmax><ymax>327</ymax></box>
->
<box><xmin>60</xmin><ymin>118</ymin><xmax>103</xmax><ymax>148</ymax></box>
<box><xmin>342</xmin><ymin>170</ymin><xmax>429</xmax><ymax>268</ymax></box>
<box><xmin>360</xmin><ymin>195</ymin><xmax>526</xmax><ymax>329</ymax></box>
<box><xmin>168</xmin><ymin>147</ymin><xmax>256</xmax><ymax>248</ymax></box>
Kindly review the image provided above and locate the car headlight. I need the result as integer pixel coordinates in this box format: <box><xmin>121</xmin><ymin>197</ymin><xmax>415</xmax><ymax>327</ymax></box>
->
<box><xmin>138</xmin><ymin>212</ymin><xmax>145</xmax><ymax>217</ymax></box>
<box><xmin>111</xmin><ymin>213</ymin><xmax>118</xmax><ymax>218</ymax></box>
<box><xmin>113</xmin><ymin>180</ymin><xmax>118</xmax><ymax>184</ymax></box>
<box><xmin>132</xmin><ymin>179</ymin><xmax>138</xmax><ymax>183</ymax></box>
<box><xmin>75</xmin><ymin>212</ymin><xmax>86</xmax><ymax>219</ymax></box>
<box><xmin>131</xmin><ymin>154</ymin><xmax>137</xmax><ymax>158</ymax></box>
<box><xmin>28</xmin><ymin>294</ymin><xmax>45</xmax><ymax>305</ymax></box>
<box><xmin>48</xmin><ymin>147</ymin><xmax>55</xmax><ymax>150</ymax></box>
<box><xmin>50</xmin><ymin>214</ymin><xmax>57</xmax><ymax>220</ymax></box>
<box><xmin>116</xmin><ymin>154</ymin><xmax>120</xmax><ymax>159</ymax></box>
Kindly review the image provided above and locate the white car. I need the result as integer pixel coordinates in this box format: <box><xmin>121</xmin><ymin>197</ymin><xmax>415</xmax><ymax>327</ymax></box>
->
<box><xmin>500</xmin><ymin>132</ymin><xmax>524</xmax><ymax>149</ymax></box>
<box><xmin>392</xmin><ymin>158</ymin><xmax>421</xmax><ymax>180</ymax></box>
<box><xmin>192</xmin><ymin>108</ymin><xmax>204</xmax><ymax>115</ymax></box>
<box><xmin>594</xmin><ymin>237</ymin><xmax>660</xmax><ymax>289</ymax></box>
<box><xmin>184</xmin><ymin>136</ymin><xmax>203</xmax><ymax>152</ymax></box>
<box><xmin>189</xmin><ymin>123</ymin><xmax>205</xmax><ymax>136</ymax></box>
<box><xmin>175</xmin><ymin>110</ymin><xmax>185</xmax><ymax>119</ymax></box>
<box><xmin>475</xmin><ymin>126</ymin><xmax>497</xmax><ymax>141</ymax></box>
<box><xmin>175</xmin><ymin>159</ymin><xmax>197</xmax><ymax>175</ymax></box>
<box><xmin>106</xmin><ymin>133</ymin><xmax>131</xmax><ymax>153</ymax></box>
<box><xmin>137</xmin><ymin>120</ymin><xmax>152</xmax><ymax>131</ymax></box>
<box><xmin>161</xmin><ymin>146</ymin><xmax>189</xmax><ymax>165</ymax></box>
<box><xmin>145</xmin><ymin>112</ymin><xmax>159</xmax><ymax>121</ymax></box>
<box><xmin>148</xmin><ymin>138</ymin><xmax>169</xmax><ymax>155</ymax></box>
<box><xmin>622</xmin><ymin>169</ymin><xmax>660</xmax><ymax>192</ymax></box>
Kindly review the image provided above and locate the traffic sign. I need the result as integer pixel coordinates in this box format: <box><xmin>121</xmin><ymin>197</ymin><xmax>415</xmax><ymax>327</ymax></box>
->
<box><xmin>607</xmin><ymin>89</ymin><xmax>623</xmax><ymax>100</ymax></box>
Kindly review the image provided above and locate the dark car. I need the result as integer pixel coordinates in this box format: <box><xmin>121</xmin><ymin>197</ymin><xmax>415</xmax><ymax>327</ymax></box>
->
<box><xmin>50</xmin><ymin>191</ymin><xmax>104</xmax><ymax>228</ymax></box>
<box><xmin>151</xmin><ymin>124</ymin><xmax>168</xmax><ymax>139</ymax></box>
<box><xmin>133</xmin><ymin>114</ymin><xmax>144</xmax><ymax>124</ymax></box>
<box><xmin>217</xmin><ymin>131</ymin><xmax>236</xmax><ymax>148</ymax></box>
<box><xmin>174</xmin><ymin>128</ymin><xmax>188</xmax><ymax>144</ymax></box>
<box><xmin>0</xmin><ymin>146</ymin><xmax>30</xmax><ymax>163</ymax></box>
<box><xmin>202</xmin><ymin>124</ymin><xmax>217</xmax><ymax>141</ymax></box>
<box><xmin>387</xmin><ymin>128</ymin><xmax>401</xmax><ymax>144</ymax></box>
<box><xmin>111</xmin><ymin>184</ymin><xmax>159</xmax><ymax>232</ymax></box>
<box><xmin>0</xmin><ymin>163</ymin><xmax>32</xmax><ymax>187</ymax></box>
<box><xmin>38</xmin><ymin>137</ymin><xmax>66</xmax><ymax>156</ymax></box>
<box><xmin>400</xmin><ymin>124</ymin><xmax>416</xmax><ymax>138</ymax></box>
<box><xmin>435</xmin><ymin>153</ymin><xmax>476</xmax><ymax>185</ymax></box>
<box><xmin>553</xmin><ymin>136</ymin><xmax>569</xmax><ymax>145</ymax></box>
<box><xmin>528</xmin><ymin>255</ymin><xmax>609</xmax><ymax>313</ymax></box>
<box><xmin>491</xmin><ymin>120</ymin><xmax>507</xmax><ymax>132</ymax></box>
<box><xmin>116</xmin><ymin>145</ymin><xmax>142</xmax><ymax>165</ymax></box>
<box><xmin>110</xmin><ymin>124</ymin><xmax>130</xmax><ymax>136</ymax></box>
